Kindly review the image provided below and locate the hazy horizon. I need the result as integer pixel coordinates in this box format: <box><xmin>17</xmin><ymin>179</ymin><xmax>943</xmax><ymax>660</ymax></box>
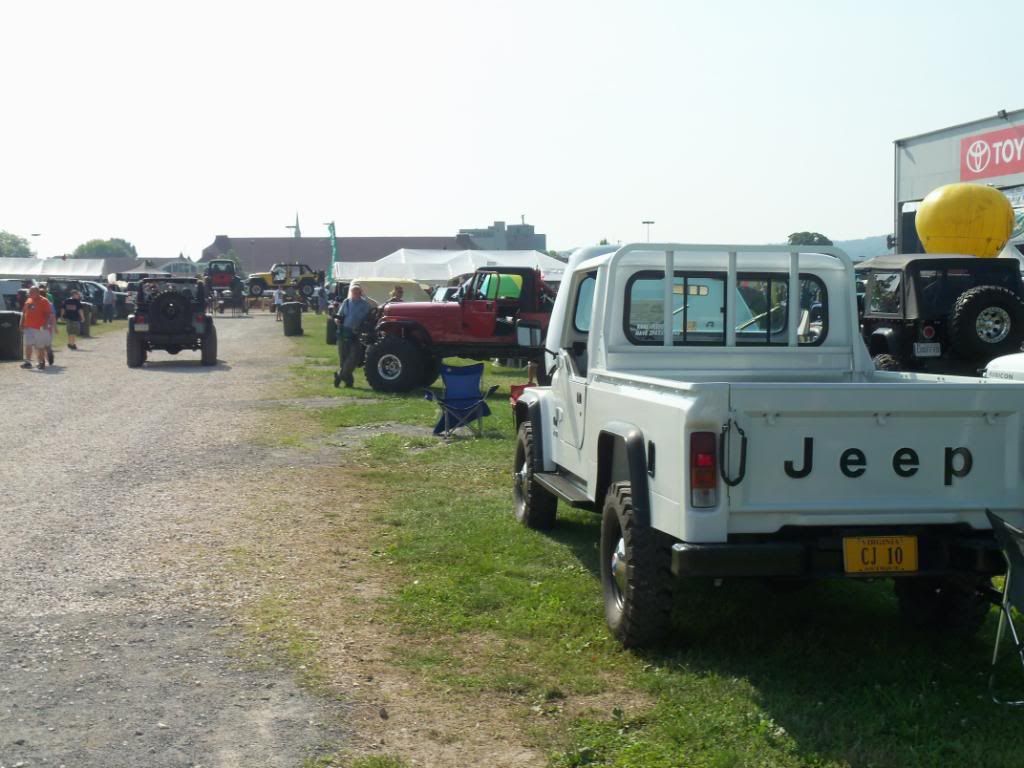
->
<box><xmin>2</xmin><ymin>0</ymin><xmax>1020</xmax><ymax>259</ymax></box>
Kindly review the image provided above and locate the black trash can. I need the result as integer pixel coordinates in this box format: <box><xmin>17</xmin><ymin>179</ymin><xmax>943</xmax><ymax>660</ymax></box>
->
<box><xmin>0</xmin><ymin>311</ymin><xmax>22</xmax><ymax>360</ymax></box>
<box><xmin>326</xmin><ymin>313</ymin><xmax>338</xmax><ymax>345</ymax></box>
<box><xmin>282</xmin><ymin>301</ymin><xmax>303</xmax><ymax>336</ymax></box>
<box><xmin>79</xmin><ymin>303</ymin><xmax>93</xmax><ymax>337</ymax></box>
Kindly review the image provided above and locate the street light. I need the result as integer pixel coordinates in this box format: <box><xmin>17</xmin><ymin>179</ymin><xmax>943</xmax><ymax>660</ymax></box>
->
<box><xmin>642</xmin><ymin>220</ymin><xmax>655</xmax><ymax>242</ymax></box>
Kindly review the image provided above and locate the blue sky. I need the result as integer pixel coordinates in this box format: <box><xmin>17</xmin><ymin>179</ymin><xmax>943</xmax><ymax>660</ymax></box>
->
<box><xmin>1</xmin><ymin>0</ymin><xmax>1020</xmax><ymax>258</ymax></box>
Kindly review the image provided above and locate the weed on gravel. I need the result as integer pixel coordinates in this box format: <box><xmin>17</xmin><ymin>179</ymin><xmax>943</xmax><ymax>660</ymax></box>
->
<box><xmin>274</xmin><ymin>314</ymin><xmax>1024</xmax><ymax>768</ymax></box>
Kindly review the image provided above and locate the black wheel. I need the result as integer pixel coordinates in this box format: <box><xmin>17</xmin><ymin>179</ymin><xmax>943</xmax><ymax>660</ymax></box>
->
<box><xmin>299</xmin><ymin>282</ymin><xmax>315</xmax><ymax>298</ymax></box>
<box><xmin>949</xmin><ymin>285</ymin><xmax>1024</xmax><ymax>360</ymax></box>
<box><xmin>600</xmin><ymin>482</ymin><xmax>674</xmax><ymax>648</ymax></box>
<box><xmin>127</xmin><ymin>331</ymin><xmax>145</xmax><ymax>368</ymax></box>
<box><xmin>873</xmin><ymin>353</ymin><xmax>901</xmax><ymax>371</ymax></box>
<box><xmin>364</xmin><ymin>336</ymin><xmax>423</xmax><ymax>393</ymax></box>
<box><xmin>512</xmin><ymin>422</ymin><xmax>557</xmax><ymax>529</ymax></box>
<box><xmin>894</xmin><ymin>576</ymin><xmax>991</xmax><ymax>636</ymax></box>
<box><xmin>248</xmin><ymin>281</ymin><xmax>265</xmax><ymax>297</ymax></box>
<box><xmin>201</xmin><ymin>325</ymin><xmax>218</xmax><ymax>366</ymax></box>
<box><xmin>421</xmin><ymin>354</ymin><xmax>442</xmax><ymax>387</ymax></box>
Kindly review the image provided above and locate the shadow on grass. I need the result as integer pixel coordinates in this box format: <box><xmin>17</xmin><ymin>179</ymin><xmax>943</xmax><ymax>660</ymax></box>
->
<box><xmin>549</xmin><ymin>511</ymin><xmax>1022</xmax><ymax>767</ymax></box>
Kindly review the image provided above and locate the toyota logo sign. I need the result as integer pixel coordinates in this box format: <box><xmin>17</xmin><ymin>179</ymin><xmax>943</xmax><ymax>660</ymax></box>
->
<box><xmin>961</xmin><ymin>126</ymin><xmax>1024</xmax><ymax>181</ymax></box>
<box><xmin>965</xmin><ymin>140</ymin><xmax>991</xmax><ymax>174</ymax></box>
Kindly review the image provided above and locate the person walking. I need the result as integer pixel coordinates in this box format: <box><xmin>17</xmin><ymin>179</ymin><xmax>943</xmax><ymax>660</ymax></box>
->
<box><xmin>333</xmin><ymin>283</ymin><xmax>374</xmax><ymax>388</ymax></box>
<box><xmin>61</xmin><ymin>289</ymin><xmax>84</xmax><ymax>350</ymax></box>
<box><xmin>273</xmin><ymin>287</ymin><xmax>284</xmax><ymax>321</ymax></box>
<box><xmin>19</xmin><ymin>286</ymin><xmax>53</xmax><ymax>370</ymax></box>
<box><xmin>102</xmin><ymin>283</ymin><xmax>116</xmax><ymax>322</ymax></box>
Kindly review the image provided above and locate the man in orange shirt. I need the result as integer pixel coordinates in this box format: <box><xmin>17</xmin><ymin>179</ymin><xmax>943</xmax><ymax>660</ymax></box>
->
<box><xmin>19</xmin><ymin>286</ymin><xmax>54</xmax><ymax>370</ymax></box>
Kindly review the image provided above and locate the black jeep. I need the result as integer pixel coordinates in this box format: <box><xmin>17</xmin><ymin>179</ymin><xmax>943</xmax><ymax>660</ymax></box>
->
<box><xmin>127</xmin><ymin>277</ymin><xmax>217</xmax><ymax>367</ymax></box>
<box><xmin>859</xmin><ymin>254</ymin><xmax>1024</xmax><ymax>372</ymax></box>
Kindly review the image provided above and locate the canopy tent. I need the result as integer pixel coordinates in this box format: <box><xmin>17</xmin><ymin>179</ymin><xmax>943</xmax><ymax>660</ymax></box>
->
<box><xmin>0</xmin><ymin>257</ymin><xmax>107</xmax><ymax>280</ymax></box>
<box><xmin>331</xmin><ymin>249</ymin><xmax>566</xmax><ymax>286</ymax></box>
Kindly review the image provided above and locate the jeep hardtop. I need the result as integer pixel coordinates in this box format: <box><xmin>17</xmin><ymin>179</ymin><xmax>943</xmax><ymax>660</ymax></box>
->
<box><xmin>127</xmin><ymin>277</ymin><xmax>217</xmax><ymax>367</ymax></box>
<box><xmin>859</xmin><ymin>254</ymin><xmax>1024</xmax><ymax>372</ymax></box>
<box><xmin>362</xmin><ymin>266</ymin><xmax>555</xmax><ymax>392</ymax></box>
<box><xmin>514</xmin><ymin>243</ymin><xmax>1024</xmax><ymax>647</ymax></box>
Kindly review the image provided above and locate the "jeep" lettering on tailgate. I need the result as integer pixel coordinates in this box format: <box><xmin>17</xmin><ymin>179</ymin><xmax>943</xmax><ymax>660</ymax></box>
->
<box><xmin>782</xmin><ymin>438</ymin><xmax>973</xmax><ymax>486</ymax></box>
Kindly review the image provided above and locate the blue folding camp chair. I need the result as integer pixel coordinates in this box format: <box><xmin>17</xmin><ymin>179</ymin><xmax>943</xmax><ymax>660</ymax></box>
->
<box><xmin>986</xmin><ymin>509</ymin><xmax>1024</xmax><ymax>705</ymax></box>
<box><xmin>424</xmin><ymin>363</ymin><xmax>499</xmax><ymax>438</ymax></box>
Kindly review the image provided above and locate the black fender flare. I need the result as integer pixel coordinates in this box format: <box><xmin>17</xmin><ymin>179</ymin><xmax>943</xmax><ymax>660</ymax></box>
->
<box><xmin>377</xmin><ymin>319</ymin><xmax>432</xmax><ymax>346</ymax></box>
<box><xmin>514</xmin><ymin>399</ymin><xmax>545</xmax><ymax>470</ymax></box>
<box><xmin>596</xmin><ymin>423</ymin><xmax>650</xmax><ymax>527</ymax></box>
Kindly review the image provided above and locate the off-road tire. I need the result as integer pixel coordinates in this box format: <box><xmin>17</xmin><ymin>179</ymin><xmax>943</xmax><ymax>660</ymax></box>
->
<box><xmin>364</xmin><ymin>336</ymin><xmax>423</xmax><ymax>393</ymax></box>
<box><xmin>600</xmin><ymin>482</ymin><xmax>674</xmax><ymax>648</ymax></box>
<box><xmin>421</xmin><ymin>354</ymin><xmax>442</xmax><ymax>387</ymax></box>
<box><xmin>248</xmin><ymin>281</ymin><xmax>266</xmax><ymax>297</ymax></box>
<box><xmin>949</xmin><ymin>285</ymin><xmax>1024</xmax><ymax>360</ymax></box>
<box><xmin>299</xmin><ymin>281</ymin><xmax>316</xmax><ymax>298</ymax></box>
<box><xmin>873</xmin><ymin>353</ymin><xmax>902</xmax><ymax>371</ymax></box>
<box><xmin>512</xmin><ymin>422</ymin><xmax>557</xmax><ymax>529</ymax></box>
<box><xmin>127</xmin><ymin>331</ymin><xmax>145</xmax><ymax>368</ymax></box>
<box><xmin>201</xmin><ymin>325</ymin><xmax>218</xmax><ymax>366</ymax></box>
<box><xmin>894</xmin><ymin>576</ymin><xmax>991</xmax><ymax>637</ymax></box>
<box><xmin>149</xmin><ymin>290</ymin><xmax>192</xmax><ymax>334</ymax></box>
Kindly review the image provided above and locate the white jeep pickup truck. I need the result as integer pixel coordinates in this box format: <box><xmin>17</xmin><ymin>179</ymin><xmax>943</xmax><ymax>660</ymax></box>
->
<box><xmin>512</xmin><ymin>243</ymin><xmax>1024</xmax><ymax>647</ymax></box>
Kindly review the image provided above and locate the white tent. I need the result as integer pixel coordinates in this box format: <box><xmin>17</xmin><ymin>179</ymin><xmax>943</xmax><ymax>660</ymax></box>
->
<box><xmin>331</xmin><ymin>249</ymin><xmax>565</xmax><ymax>286</ymax></box>
<box><xmin>0</xmin><ymin>257</ymin><xmax>107</xmax><ymax>280</ymax></box>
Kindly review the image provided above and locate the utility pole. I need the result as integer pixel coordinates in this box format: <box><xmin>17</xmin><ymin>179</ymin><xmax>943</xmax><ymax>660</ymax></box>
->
<box><xmin>642</xmin><ymin>220</ymin><xmax>655</xmax><ymax>242</ymax></box>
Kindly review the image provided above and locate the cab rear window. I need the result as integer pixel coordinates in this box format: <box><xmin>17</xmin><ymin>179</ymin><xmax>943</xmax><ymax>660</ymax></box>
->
<box><xmin>624</xmin><ymin>271</ymin><xmax>827</xmax><ymax>346</ymax></box>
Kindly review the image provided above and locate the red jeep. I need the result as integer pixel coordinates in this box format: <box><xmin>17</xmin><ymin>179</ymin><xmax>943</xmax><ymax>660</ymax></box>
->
<box><xmin>363</xmin><ymin>267</ymin><xmax>555</xmax><ymax>392</ymax></box>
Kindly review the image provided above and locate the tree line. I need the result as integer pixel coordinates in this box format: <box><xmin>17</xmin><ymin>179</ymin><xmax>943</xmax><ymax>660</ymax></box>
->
<box><xmin>0</xmin><ymin>231</ymin><xmax>139</xmax><ymax>261</ymax></box>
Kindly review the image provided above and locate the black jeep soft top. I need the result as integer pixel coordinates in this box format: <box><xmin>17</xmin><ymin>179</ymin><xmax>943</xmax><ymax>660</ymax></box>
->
<box><xmin>858</xmin><ymin>254</ymin><xmax>1024</xmax><ymax>372</ymax></box>
<box><xmin>127</xmin><ymin>278</ymin><xmax>217</xmax><ymax>367</ymax></box>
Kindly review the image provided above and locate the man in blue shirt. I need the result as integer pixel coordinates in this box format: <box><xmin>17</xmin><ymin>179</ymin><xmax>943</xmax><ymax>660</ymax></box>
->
<box><xmin>333</xmin><ymin>283</ymin><xmax>375</xmax><ymax>388</ymax></box>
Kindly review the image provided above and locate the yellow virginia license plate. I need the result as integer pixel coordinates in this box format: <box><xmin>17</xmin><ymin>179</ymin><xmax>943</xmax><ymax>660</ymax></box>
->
<box><xmin>843</xmin><ymin>536</ymin><xmax>918</xmax><ymax>575</ymax></box>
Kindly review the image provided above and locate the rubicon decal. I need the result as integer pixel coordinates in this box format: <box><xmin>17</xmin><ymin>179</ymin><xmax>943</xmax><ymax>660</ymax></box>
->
<box><xmin>960</xmin><ymin>125</ymin><xmax>1024</xmax><ymax>181</ymax></box>
<box><xmin>783</xmin><ymin>438</ymin><xmax>973</xmax><ymax>486</ymax></box>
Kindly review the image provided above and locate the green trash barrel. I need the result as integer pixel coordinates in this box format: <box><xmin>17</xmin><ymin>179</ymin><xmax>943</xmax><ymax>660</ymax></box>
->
<box><xmin>326</xmin><ymin>312</ymin><xmax>338</xmax><ymax>345</ymax></box>
<box><xmin>79</xmin><ymin>302</ymin><xmax>93</xmax><ymax>337</ymax></box>
<box><xmin>282</xmin><ymin>301</ymin><xmax>303</xmax><ymax>336</ymax></box>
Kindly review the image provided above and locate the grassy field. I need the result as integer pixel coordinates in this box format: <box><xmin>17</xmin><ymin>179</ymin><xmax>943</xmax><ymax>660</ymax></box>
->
<box><xmin>283</xmin><ymin>313</ymin><xmax>1024</xmax><ymax>768</ymax></box>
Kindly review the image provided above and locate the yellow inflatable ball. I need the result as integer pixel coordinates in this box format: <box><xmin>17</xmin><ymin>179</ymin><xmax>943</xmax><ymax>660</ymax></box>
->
<box><xmin>915</xmin><ymin>182</ymin><xmax>1014</xmax><ymax>258</ymax></box>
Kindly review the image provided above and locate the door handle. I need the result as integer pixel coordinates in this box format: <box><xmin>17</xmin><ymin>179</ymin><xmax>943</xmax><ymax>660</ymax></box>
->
<box><xmin>576</xmin><ymin>393</ymin><xmax>582</xmax><ymax>404</ymax></box>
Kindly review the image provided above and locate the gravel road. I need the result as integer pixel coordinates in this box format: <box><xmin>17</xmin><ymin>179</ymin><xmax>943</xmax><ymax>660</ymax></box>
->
<box><xmin>0</xmin><ymin>316</ymin><xmax>344</xmax><ymax>767</ymax></box>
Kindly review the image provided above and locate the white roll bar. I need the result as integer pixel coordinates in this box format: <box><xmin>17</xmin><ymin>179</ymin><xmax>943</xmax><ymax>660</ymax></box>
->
<box><xmin>606</xmin><ymin>243</ymin><xmax>856</xmax><ymax>348</ymax></box>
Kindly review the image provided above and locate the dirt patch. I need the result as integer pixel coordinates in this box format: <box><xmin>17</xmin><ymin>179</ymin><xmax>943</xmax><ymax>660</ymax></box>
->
<box><xmin>231</xmin><ymin>413</ymin><xmax>552</xmax><ymax>767</ymax></box>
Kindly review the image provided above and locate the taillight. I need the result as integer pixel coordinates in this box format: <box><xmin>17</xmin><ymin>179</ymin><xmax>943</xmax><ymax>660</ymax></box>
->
<box><xmin>690</xmin><ymin>431</ymin><xmax>717</xmax><ymax>508</ymax></box>
<box><xmin>195</xmin><ymin>314</ymin><xmax>205</xmax><ymax>322</ymax></box>
<box><xmin>135</xmin><ymin>315</ymin><xmax>145</xmax><ymax>324</ymax></box>
<box><xmin>922</xmin><ymin>325</ymin><xmax>936</xmax><ymax>340</ymax></box>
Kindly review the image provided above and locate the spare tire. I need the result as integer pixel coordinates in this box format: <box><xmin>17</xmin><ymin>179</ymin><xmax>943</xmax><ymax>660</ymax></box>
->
<box><xmin>149</xmin><ymin>290</ymin><xmax>192</xmax><ymax>333</ymax></box>
<box><xmin>949</xmin><ymin>285</ymin><xmax>1024</xmax><ymax>360</ymax></box>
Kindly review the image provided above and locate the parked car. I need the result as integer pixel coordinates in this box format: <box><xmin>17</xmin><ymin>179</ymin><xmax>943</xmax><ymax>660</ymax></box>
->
<box><xmin>858</xmin><ymin>254</ymin><xmax>1024</xmax><ymax>373</ymax></box>
<box><xmin>361</xmin><ymin>267</ymin><xmax>555</xmax><ymax>393</ymax></box>
<box><xmin>514</xmin><ymin>242</ymin><xmax>1024</xmax><ymax>647</ymax></box>
<box><xmin>246</xmin><ymin>263</ymin><xmax>323</xmax><ymax>298</ymax></box>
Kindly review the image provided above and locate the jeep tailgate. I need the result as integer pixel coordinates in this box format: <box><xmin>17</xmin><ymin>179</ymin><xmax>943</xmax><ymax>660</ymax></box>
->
<box><xmin>725</xmin><ymin>381</ymin><xmax>1023</xmax><ymax>531</ymax></box>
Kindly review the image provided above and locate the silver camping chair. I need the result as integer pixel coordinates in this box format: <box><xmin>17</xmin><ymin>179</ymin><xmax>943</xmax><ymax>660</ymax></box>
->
<box><xmin>985</xmin><ymin>509</ymin><xmax>1024</xmax><ymax>706</ymax></box>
